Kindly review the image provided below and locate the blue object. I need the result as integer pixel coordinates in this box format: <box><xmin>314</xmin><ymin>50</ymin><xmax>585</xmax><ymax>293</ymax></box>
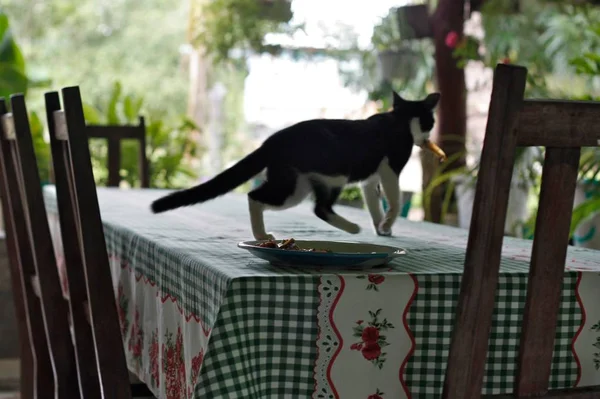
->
<box><xmin>382</xmin><ymin>191</ymin><xmax>413</xmax><ymax>218</ymax></box>
<box><xmin>238</xmin><ymin>240</ymin><xmax>407</xmax><ymax>269</ymax></box>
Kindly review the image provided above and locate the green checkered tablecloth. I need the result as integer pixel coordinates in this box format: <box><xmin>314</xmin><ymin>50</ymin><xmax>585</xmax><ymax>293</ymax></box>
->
<box><xmin>43</xmin><ymin>186</ymin><xmax>600</xmax><ymax>399</ymax></box>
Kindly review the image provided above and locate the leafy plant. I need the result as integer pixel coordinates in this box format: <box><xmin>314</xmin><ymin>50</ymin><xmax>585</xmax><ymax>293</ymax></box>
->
<box><xmin>0</xmin><ymin>11</ymin><xmax>51</xmax><ymax>183</ymax></box>
<box><xmin>190</xmin><ymin>0</ymin><xmax>299</xmax><ymax>64</ymax></box>
<box><xmin>339</xmin><ymin>6</ymin><xmax>436</xmax><ymax>111</ymax></box>
<box><xmin>29</xmin><ymin>110</ymin><xmax>51</xmax><ymax>184</ymax></box>
<box><xmin>0</xmin><ymin>11</ymin><xmax>27</xmax><ymax>98</ymax></box>
<box><xmin>339</xmin><ymin>186</ymin><xmax>363</xmax><ymax>203</ymax></box>
<box><xmin>371</xmin><ymin>8</ymin><xmax>404</xmax><ymax>52</ymax></box>
<box><xmin>83</xmin><ymin>81</ymin><xmax>203</xmax><ymax>189</ymax></box>
<box><xmin>423</xmin><ymin>137</ymin><xmax>543</xmax><ymax>230</ymax></box>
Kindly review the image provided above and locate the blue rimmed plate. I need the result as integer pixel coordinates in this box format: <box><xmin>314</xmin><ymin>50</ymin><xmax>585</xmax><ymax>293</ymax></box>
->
<box><xmin>237</xmin><ymin>239</ymin><xmax>407</xmax><ymax>269</ymax></box>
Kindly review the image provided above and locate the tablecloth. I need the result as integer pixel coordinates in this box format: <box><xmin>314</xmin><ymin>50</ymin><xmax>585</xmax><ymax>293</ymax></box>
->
<box><xmin>43</xmin><ymin>186</ymin><xmax>600</xmax><ymax>399</ymax></box>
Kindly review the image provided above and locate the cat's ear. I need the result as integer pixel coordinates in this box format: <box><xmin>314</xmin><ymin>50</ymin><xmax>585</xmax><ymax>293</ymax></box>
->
<box><xmin>423</xmin><ymin>92</ymin><xmax>441</xmax><ymax>111</ymax></box>
<box><xmin>392</xmin><ymin>91</ymin><xmax>407</xmax><ymax>109</ymax></box>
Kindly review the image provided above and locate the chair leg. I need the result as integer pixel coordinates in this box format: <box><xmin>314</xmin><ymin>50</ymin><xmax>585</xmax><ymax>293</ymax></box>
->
<box><xmin>130</xmin><ymin>382</ymin><xmax>155</xmax><ymax>398</ymax></box>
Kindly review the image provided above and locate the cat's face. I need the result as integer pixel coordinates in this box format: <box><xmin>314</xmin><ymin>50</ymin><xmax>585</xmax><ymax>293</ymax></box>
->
<box><xmin>392</xmin><ymin>91</ymin><xmax>440</xmax><ymax>147</ymax></box>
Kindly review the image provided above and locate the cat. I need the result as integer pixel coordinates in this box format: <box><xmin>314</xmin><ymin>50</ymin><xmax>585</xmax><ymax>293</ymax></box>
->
<box><xmin>150</xmin><ymin>91</ymin><xmax>442</xmax><ymax>240</ymax></box>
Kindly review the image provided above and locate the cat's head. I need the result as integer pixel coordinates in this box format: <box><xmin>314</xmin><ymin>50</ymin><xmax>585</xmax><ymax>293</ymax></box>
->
<box><xmin>392</xmin><ymin>91</ymin><xmax>440</xmax><ymax>147</ymax></box>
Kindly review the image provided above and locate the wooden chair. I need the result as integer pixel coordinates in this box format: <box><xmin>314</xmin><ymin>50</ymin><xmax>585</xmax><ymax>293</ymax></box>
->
<box><xmin>86</xmin><ymin>116</ymin><xmax>149</xmax><ymax>188</ymax></box>
<box><xmin>48</xmin><ymin>116</ymin><xmax>150</xmax><ymax>188</ymax></box>
<box><xmin>0</xmin><ymin>95</ymin><xmax>80</xmax><ymax>397</ymax></box>
<box><xmin>45</xmin><ymin>86</ymin><xmax>155</xmax><ymax>398</ymax></box>
<box><xmin>443</xmin><ymin>63</ymin><xmax>600</xmax><ymax>398</ymax></box>
<box><xmin>0</xmin><ymin>99</ymin><xmax>51</xmax><ymax>399</ymax></box>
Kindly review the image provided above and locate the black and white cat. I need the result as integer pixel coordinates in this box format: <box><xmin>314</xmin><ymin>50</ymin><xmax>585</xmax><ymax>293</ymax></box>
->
<box><xmin>151</xmin><ymin>91</ymin><xmax>442</xmax><ymax>240</ymax></box>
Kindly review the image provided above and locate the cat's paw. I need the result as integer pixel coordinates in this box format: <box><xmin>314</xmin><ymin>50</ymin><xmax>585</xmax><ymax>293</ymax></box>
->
<box><xmin>346</xmin><ymin>223</ymin><xmax>361</xmax><ymax>234</ymax></box>
<box><xmin>255</xmin><ymin>232</ymin><xmax>276</xmax><ymax>241</ymax></box>
<box><xmin>376</xmin><ymin>222</ymin><xmax>393</xmax><ymax>237</ymax></box>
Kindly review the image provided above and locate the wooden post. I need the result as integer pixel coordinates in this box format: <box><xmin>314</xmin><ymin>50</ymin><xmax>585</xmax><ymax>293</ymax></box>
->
<box><xmin>422</xmin><ymin>0</ymin><xmax>468</xmax><ymax>223</ymax></box>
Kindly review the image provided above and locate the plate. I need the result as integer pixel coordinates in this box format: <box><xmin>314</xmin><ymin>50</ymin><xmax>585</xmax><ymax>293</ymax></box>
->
<box><xmin>237</xmin><ymin>239</ymin><xmax>407</xmax><ymax>269</ymax></box>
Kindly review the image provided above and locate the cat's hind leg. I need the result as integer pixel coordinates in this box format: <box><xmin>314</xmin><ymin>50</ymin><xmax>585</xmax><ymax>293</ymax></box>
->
<box><xmin>248</xmin><ymin>168</ymin><xmax>306</xmax><ymax>240</ymax></box>
<box><xmin>311</xmin><ymin>180</ymin><xmax>360</xmax><ymax>234</ymax></box>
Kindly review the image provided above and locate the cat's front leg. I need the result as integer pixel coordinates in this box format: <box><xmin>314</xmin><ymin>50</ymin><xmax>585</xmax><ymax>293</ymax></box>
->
<box><xmin>377</xmin><ymin>166</ymin><xmax>401</xmax><ymax>236</ymax></box>
<box><xmin>360</xmin><ymin>179</ymin><xmax>384</xmax><ymax>234</ymax></box>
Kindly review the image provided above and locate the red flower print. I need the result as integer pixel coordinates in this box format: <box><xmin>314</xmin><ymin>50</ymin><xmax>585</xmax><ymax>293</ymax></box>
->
<box><xmin>163</xmin><ymin>327</ymin><xmax>186</xmax><ymax>399</ymax></box>
<box><xmin>117</xmin><ymin>284</ymin><xmax>129</xmax><ymax>335</ymax></box>
<box><xmin>445</xmin><ymin>31</ymin><xmax>459</xmax><ymax>48</ymax></box>
<box><xmin>149</xmin><ymin>330</ymin><xmax>160</xmax><ymax>389</ymax></box>
<box><xmin>188</xmin><ymin>350</ymin><xmax>204</xmax><ymax>397</ymax></box>
<box><xmin>128</xmin><ymin>308</ymin><xmax>144</xmax><ymax>371</ymax></box>
<box><xmin>362</xmin><ymin>341</ymin><xmax>382</xmax><ymax>360</ymax></box>
<box><xmin>368</xmin><ymin>274</ymin><xmax>385</xmax><ymax>285</ymax></box>
<box><xmin>350</xmin><ymin>342</ymin><xmax>363</xmax><ymax>351</ymax></box>
<box><xmin>350</xmin><ymin>309</ymin><xmax>394</xmax><ymax>369</ymax></box>
<box><xmin>361</xmin><ymin>326</ymin><xmax>380</xmax><ymax>344</ymax></box>
<box><xmin>368</xmin><ymin>388</ymin><xmax>385</xmax><ymax>398</ymax></box>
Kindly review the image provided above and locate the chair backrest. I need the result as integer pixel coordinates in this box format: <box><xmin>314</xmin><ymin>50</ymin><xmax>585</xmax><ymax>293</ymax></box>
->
<box><xmin>45</xmin><ymin>92</ymin><xmax>103</xmax><ymax>398</ymax></box>
<box><xmin>443</xmin><ymin>63</ymin><xmax>600</xmax><ymax>398</ymax></box>
<box><xmin>46</xmin><ymin>86</ymin><xmax>132</xmax><ymax>398</ymax></box>
<box><xmin>0</xmin><ymin>98</ymin><xmax>49</xmax><ymax>399</ymax></box>
<box><xmin>86</xmin><ymin>116</ymin><xmax>149</xmax><ymax>188</ymax></box>
<box><xmin>0</xmin><ymin>94</ymin><xmax>79</xmax><ymax>398</ymax></box>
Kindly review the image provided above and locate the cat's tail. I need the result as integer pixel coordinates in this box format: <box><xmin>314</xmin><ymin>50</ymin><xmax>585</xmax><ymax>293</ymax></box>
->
<box><xmin>150</xmin><ymin>145</ymin><xmax>268</xmax><ymax>213</ymax></box>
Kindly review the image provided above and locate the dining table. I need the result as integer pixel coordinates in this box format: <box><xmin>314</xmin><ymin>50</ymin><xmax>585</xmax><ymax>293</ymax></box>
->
<box><xmin>42</xmin><ymin>186</ymin><xmax>600</xmax><ymax>399</ymax></box>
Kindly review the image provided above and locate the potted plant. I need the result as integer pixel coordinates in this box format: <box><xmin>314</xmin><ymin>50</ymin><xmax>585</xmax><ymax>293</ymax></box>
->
<box><xmin>257</xmin><ymin>0</ymin><xmax>293</xmax><ymax>23</ymax></box>
<box><xmin>395</xmin><ymin>4</ymin><xmax>432</xmax><ymax>39</ymax></box>
<box><xmin>372</xmin><ymin>8</ymin><xmax>420</xmax><ymax>81</ymax></box>
<box><xmin>424</xmin><ymin>146</ymin><xmax>542</xmax><ymax>236</ymax></box>
<box><xmin>570</xmin><ymin>147</ymin><xmax>600</xmax><ymax>249</ymax></box>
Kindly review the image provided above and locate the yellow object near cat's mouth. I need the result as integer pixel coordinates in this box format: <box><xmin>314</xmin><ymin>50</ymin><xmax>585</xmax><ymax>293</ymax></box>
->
<box><xmin>423</xmin><ymin>139</ymin><xmax>447</xmax><ymax>162</ymax></box>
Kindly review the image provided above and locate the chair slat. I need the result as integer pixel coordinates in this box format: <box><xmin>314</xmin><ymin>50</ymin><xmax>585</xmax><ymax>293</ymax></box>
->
<box><xmin>443</xmin><ymin>64</ymin><xmax>528</xmax><ymax>399</ymax></box>
<box><xmin>10</xmin><ymin>94</ymin><xmax>80</xmax><ymax>397</ymax></box>
<box><xmin>61</xmin><ymin>86</ymin><xmax>132</xmax><ymax>398</ymax></box>
<box><xmin>45</xmin><ymin>93</ymin><xmax>102</xmax><ymax>398</ymax></box>
<box><xmin>137</xmin><ymin>117</ymin><xmax>149</xmax><ymax>188</ymax></box>
<box><xmin>86</xmin><ymin>116</ymin><xmax>149</xmax><ymax>188</ymax></box>
<box><xmin>86</xmin><ymin>123</ymin><xmax>145</xmax><ymax>140</ymax></box>
<box><xmin>0</xmin><ymin>100</ymin><xmax>42</xmax><ymax>399</ymax></box>
<box><xmin>517</xmin><ymin>100</ymin><xmax>600</xmax><ymax>147</ymax></box>
<box><xmin>516</xmin><ymin>147</ymin><xmax>581</xmax><ymax>395</ymax></box>
<box><xmin>444</xmin><ymin>63</ymin><xmax>600</xmax><ymax>398</ymax></box>
<box><xmin>107</xmin><ymin>137</ymin><xmax>121</xmax><ymax>187</ymax></box>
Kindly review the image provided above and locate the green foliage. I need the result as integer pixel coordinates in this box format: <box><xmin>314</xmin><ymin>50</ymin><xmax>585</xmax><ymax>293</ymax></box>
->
<box><xmin>3</xmin><ymin>0</ymin><xmax>190</xmax><ymax>115</ymax></box>
<box><xmin>84</xmin><ymin>81</ymin><xmax>202</xmax><ymax>189</ymax></box>
<box><xmin>338</xmin><ymin>7</ymin><xmax>436</xmax><ymax>108</ymax></box>
<box><xmin>370</xmin><ymin>8</ymin><xmax>404</xmax><ymax>52</ymax></box>
<box><xmin>29</xmin><ymin>110</ymin><xmax>51</xmax><ymax>184</ymax></box>
<box><xmin>0</xmin><ymin>10</ymin><xmax>27</xmax><ymax>97</ymax></box>
<box><xmin>191</xmin><ymin>0</ymin><xmax>299</xmax><ymax>64</ymax></box>
<box><xmin>564</xmin><ymin>50</ymin><xmax>600</xmax><ymax>237</ymax></box>
<box><xmin>0</xmin><ymin>10</ymin><xmax>51</xmax><ymax>182</ymax></box>
<box><xmin>339</xmin><ymin>186</ymin><xmax>363</xmax><ymax>202</ymax></box>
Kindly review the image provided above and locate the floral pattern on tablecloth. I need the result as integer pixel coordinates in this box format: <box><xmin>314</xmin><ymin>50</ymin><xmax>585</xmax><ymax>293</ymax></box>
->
<box><xmin>112</xmin><ymin>255</ymin><xmax>208</xmax><ymax>399</ymax></box>
<box><xmin>314</xmin><ymin>274</ymin><xmax>416</xmax><ymax>399</ymax></box>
